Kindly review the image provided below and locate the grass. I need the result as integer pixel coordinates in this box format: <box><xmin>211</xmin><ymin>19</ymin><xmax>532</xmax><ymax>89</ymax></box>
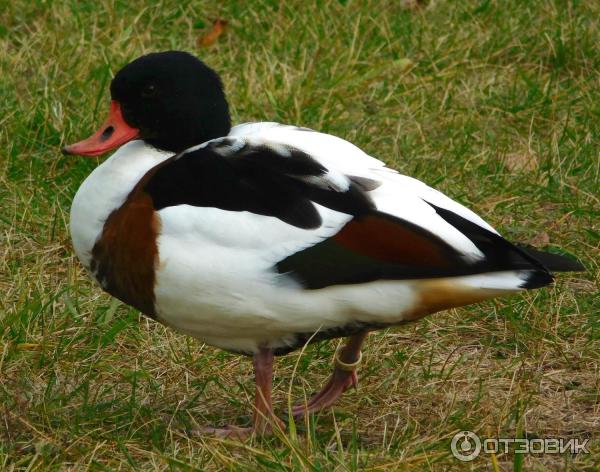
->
<box><xmin>1</xmin><ymin>0</ymin><xmax>599</xmax><ymax>469</ymax></box>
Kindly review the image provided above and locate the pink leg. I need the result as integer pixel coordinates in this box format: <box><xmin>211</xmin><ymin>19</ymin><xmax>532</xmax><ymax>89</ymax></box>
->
<box><xmin>292</xmin><ymin>332</ymin><xmax>368</xmax><ymax>417</ymax></box>
<box><xmin>200</xmin><ymin>347</ymin><xmax>285</xmax><ymax>438</ymax></box>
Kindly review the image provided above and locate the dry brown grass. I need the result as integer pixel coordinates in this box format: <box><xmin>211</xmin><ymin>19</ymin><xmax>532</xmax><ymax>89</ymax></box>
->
<box><xmin>1</xmin><ymin>0</ymin><xmax>599</xmax><ymax>470</ymax></box>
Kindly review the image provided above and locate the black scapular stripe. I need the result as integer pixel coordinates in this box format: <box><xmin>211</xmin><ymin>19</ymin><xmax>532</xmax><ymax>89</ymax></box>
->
<box><xmin>143</xmin><ymin>140</ymin><xmax>375</xmax><ymax>229</ymax></box>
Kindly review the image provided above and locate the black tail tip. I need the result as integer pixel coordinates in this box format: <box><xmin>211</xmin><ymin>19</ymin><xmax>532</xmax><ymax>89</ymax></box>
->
<box><xmin>521</xmin><ymin>270</ymin><xmax>554</xmax><ymax>289</ymax></box>
<box><xmin>517</xmin><ymin>245</ymin><xmax>585</xmax><ymax>273</ymax></box>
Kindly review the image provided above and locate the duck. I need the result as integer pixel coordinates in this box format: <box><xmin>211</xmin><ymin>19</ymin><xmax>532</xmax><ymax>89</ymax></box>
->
<box><xmin>63</xmin><ymin>50</ymin><xmax>584</xmax><ymax>438</ymax></box>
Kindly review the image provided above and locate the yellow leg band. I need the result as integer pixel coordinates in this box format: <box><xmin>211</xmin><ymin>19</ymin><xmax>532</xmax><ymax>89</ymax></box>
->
<box><xmin>333</xmin><ymin>345</ymin><xmax>362</xmax><ymax>372</ymax></box>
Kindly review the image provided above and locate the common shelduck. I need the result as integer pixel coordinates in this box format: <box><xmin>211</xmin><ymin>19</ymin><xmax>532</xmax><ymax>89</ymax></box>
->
<box><xmin>63</xmin><ymin>51</ymin><xmax>584</xmax><ymax>437</ymax></box>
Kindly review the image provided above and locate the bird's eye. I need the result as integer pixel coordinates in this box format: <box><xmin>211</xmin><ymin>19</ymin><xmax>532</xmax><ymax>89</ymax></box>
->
<box><xmin>141</xmin><ymin>84</ymin><xmax>157</xmax><ymax>98</ymax></box>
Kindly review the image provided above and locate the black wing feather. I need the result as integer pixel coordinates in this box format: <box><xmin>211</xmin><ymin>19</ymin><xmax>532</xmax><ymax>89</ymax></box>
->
<box><xmin>143</xmin><ymin>139</ymin><xmax>375</xmax><ymax>230</ymax></box>
<box><xmin>142</xmin><ymin>137</ymin><xmax>582</xmax><ymax>291</ymax></box>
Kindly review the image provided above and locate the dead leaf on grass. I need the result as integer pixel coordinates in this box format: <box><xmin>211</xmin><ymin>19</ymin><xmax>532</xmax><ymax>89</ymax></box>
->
<box><xmin>529</xmin><ymin>231</ymin><xmax>550</xmax><ymax>247</ymax></box>
<box><xmin>197</xmin><ymin>19</ymin><xmax>228</xmax><ymax>48</ymax></box>
<box><xmin>400</xmin><ymin>0</ymin><xmax>426</xmax><ymax>9</ymax></box>
<box><xmin>503</xmin><ymin>151</ymin><xmax>539</xmax><ymax>173</ymax></box>
<box><xmin>394</xmin><ymin>58</ymin><xmax>414</xmax><ymax>73</ymax></box>
<box><xmin>564</xmin><ymin>278</ymin><xmax>596</xmax><ymax>294</ymax></box>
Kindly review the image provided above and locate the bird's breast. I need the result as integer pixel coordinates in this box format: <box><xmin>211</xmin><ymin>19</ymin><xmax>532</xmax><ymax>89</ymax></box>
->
<box><xmin>90</xmin><ymin>191</ymin><xmax>161</xmax><ymax>317</ymax></box>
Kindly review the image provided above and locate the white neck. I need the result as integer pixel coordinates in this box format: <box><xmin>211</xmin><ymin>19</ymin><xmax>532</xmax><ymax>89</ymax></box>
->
<box><xmin>70</xmin><ymin>140</ymin><xmax>173</xmax><ymax>269</ymax></box>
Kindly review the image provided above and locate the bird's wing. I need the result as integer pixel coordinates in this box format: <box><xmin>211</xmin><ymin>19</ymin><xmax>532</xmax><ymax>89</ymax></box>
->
<box><xmin>144</xmin><ymin>124</ymin><xmax>552</xmax><ymax>290</ymax></box>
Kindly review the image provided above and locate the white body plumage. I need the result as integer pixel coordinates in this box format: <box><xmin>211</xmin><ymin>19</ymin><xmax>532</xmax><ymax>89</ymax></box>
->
<box><xmin>71</xmin><ymin>123</ymin><xmax>530</xmax><ymax>354</ymax></box>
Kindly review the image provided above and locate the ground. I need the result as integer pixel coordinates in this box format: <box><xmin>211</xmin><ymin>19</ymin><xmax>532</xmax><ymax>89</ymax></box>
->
<box><xmin>1</xmin><ymin>0</ymin><xmax>599</xmax><ymax>470</ymax></box>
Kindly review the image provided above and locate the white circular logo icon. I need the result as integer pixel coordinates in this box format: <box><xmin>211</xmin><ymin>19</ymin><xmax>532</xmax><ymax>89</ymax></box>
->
<box><xmin>451</xmin><ymin>431</ymin><xmax>481</xmax><ymax>462</ymax></box>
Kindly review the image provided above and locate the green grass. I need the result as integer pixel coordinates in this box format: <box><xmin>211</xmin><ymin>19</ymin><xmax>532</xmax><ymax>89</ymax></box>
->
<box><xmin>1</xmin><ymin>0</ymin><xmax>599</xmax><ymax>469</ymax></box>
